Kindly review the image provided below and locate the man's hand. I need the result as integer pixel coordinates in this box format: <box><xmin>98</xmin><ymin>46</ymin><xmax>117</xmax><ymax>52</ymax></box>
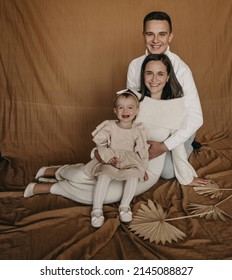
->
<box><xmin>188</xmin><ymin>177</ymin><xmax>211</xmax><ymax>186</ymax></box>
<box><xmin>147</xmin><ymin>140</ymin><xmax>168</xmax><ymax>160</ymax></box>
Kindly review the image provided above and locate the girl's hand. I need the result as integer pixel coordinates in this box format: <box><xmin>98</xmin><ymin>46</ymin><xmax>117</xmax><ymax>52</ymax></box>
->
<box><xmin>108</xmin><ymin>157</ymin><xmax>119</xmax><ymax>167</ymax></box>
<box><xmin>188</xmin><ymin>177</ymin><xmax>211</xmax><ymax>186</ymax></box>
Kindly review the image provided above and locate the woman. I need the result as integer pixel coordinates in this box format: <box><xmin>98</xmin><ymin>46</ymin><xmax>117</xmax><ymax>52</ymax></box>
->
<box><xmin>24</xmin><ymin>54</ymin><xmax>209</xmax><ymax>203</ymax></box>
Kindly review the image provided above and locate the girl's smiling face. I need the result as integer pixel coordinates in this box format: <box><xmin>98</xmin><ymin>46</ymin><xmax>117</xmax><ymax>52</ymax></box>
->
<box><xmin>114</xmin><ymin>95</ymin><xmax>139</xmax><ymax>128</ymax></box>
<box><xmin>144</xmin><ymin>60</ymin><xmax>169</xmax><ymax>99</ymax></box>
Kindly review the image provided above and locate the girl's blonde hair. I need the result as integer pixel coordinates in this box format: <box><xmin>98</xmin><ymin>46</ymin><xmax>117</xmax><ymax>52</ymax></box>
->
<box><xmin>114</xmin><ymin>89</ymin><xmax>140</xmax><ymax>107</ymax></box>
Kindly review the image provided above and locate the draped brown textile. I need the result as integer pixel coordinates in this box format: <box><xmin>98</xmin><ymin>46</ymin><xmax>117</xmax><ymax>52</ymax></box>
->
<box><xmin>0</xmin><ymin>0</ymin><xmax>232</xmax><ymax>259</ymax></box>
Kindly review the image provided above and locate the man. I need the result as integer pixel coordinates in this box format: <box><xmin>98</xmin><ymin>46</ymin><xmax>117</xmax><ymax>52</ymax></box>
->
<box><xmin>127</xmin><ymin>11</ymin><xmax>203</xmax><ymax>179</ymax></box>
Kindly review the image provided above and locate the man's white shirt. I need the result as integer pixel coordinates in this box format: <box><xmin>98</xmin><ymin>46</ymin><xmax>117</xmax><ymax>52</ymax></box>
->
<box><xmin>126</xmin><ymin>47</ymin><xmax>203</xmax><ymax>151</ymax></box>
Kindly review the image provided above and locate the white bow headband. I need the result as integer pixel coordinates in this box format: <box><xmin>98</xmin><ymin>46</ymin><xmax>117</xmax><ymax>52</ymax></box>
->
<box><xmin>115</xmin><ymin>89</ymin><xmax>140</xmax><ymax>105</ymax></box>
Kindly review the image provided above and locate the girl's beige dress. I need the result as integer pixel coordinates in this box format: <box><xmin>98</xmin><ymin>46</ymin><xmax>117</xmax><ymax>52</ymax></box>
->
<box><xmin>83</xmin><ymin>120</ymin><xmax>149</xmax><ymax>181</ymax></box>
<box><xmin>51</xmin><ymin>94</ymin><xmax>197</xmax><ymax>204</ymax></box>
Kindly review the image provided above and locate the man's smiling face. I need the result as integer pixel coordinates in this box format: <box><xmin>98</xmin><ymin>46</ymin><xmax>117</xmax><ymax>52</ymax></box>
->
<box><xmin>143</xmin><ymin>20</ymin><xmax>173</xmax><ymax>54</ymax></box>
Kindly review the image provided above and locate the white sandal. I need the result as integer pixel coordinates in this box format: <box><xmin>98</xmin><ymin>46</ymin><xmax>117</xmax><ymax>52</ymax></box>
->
<box><xmin>35</xmin><ymin>165</ymin><xmax>61</xmax><ymax>180</ymax></box>
<box><xmin>24</xmin><ymin>182</ymin><xmax>36</xmax><ymax>198</ymax></box>
<box><xmin>38</xmin><ymin>177</ymin><xmax>57</xmax><ymax>183</ymax></box>
<box><xmin>119</xmin><ymin>206</ymin><xmax>132</xmax><ymax>223</ymax></box>
<box><xmin>91</xmin><ymin>209</ymin><xmax>105</xmax><ymax>228</ymax></box>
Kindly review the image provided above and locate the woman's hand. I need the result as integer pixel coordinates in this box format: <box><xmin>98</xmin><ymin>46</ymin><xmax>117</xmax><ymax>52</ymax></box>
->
<box><xmin>147</xmin><ymin>140</ymin><xmax>168</xmax><ymax>160</ymax></box>
<box><xmin>144</xmin><ymin>171</ymin><xmax>149</xmax><ymax>181</ymax></box>
<box><xmin>188</xmin><ymin>177</ymin><xmax>211</xmax><ymax>186</ymax></box>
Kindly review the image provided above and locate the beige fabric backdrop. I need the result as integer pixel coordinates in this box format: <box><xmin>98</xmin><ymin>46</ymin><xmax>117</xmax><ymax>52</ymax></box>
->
<box><xmin>0</xmin><ymin>0</ymin><xmax>231</xmax><ymax>190</ymax></box>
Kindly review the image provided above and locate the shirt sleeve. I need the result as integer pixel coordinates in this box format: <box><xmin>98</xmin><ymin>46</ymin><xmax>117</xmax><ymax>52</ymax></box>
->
<box><xmin>172</xmin><ymin>143</ymin><xmax>198</xmax><ymax>185</ymax></box>
<box><xmin>126</xmin><ymin>57</ymin><xmax>144</xmax><ymax>91</ymax></box>
<box><xmin>164</xmin><ymin>68</ymin><xmax>203</xmax><ymax>150</ymax></box>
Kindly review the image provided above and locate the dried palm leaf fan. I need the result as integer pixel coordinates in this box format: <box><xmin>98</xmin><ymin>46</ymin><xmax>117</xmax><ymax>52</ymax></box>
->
<box><xmin>129</xmin><ymin>200</ymin><xmax>186</xmax><ymax>244</ymax></box>
<box><xmin>188</xmin><ymin>194</ymin><xmax>232</xmax><ymax>221</ymax></box>
<box><xmin>130</xmin><ymin>181</ymin><xmax>232</xmax><ymax>244</ymax></box>
<box><xmin>192</xmin><ymin>180</ymin><xmax>231</xmax><ymax>199</ymax></box>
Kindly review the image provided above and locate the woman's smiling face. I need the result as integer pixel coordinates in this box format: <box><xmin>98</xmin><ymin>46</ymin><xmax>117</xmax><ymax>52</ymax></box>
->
<box><xmin>144</xmin><ymin>60</ymin><xmax>169</xmax><ymax>99</ymax></box>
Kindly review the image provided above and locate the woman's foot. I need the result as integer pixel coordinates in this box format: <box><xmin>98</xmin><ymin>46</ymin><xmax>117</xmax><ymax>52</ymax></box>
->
<box><xmin>35</xmin><ymin>165</ymin><xmax>60</xmax><ymax>180</ymax></box>
<box><xmin>24</xmin><ymin>182</ymin><xmax>53</xmax><ymax>198</ymax></box>
<box><xmin>24</xmin><ymin>182</ymin><xmax>36</xmax><ymax>197</ymax></box>
<box><xmin>91</xmin><ymin>209</ymin><xmax>105</xmax><ymax>228</ymax></box>
<box><xmin>119</xmin><ymin>206</ymin><xmax>132</xmax><ymax>223</ymax></box>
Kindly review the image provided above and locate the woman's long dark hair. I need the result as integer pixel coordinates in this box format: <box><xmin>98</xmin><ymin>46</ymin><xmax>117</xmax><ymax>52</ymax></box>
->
<box><xmin>140</xmin><ymin>54</ymin><xmax>183</xmax><ymax>101</ymax></box>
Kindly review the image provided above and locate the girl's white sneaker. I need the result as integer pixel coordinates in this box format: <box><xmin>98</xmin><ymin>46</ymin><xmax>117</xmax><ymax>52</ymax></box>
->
<box><xmin>119</xmin><ymin>206</ymin><xmax>132</xmax><ymax>223</ymax></box>
<box><xmin>91</xmin><ymin>209</ymin><xmax>105</xmax><ymax>228</ymax></box>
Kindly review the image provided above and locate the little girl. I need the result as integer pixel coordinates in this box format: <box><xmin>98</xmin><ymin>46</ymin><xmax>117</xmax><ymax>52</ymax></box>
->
<box><xmin>84</xmin><ymin>90</ymin><xmax>149</xmax><ymax>227</ymax></box>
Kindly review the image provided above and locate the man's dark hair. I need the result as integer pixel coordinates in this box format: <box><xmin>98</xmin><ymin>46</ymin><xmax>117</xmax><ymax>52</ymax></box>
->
<box><xmin>143</xmin><ymin>11</ymin><xmax>172</xmax><ymax>33</ymax></box>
